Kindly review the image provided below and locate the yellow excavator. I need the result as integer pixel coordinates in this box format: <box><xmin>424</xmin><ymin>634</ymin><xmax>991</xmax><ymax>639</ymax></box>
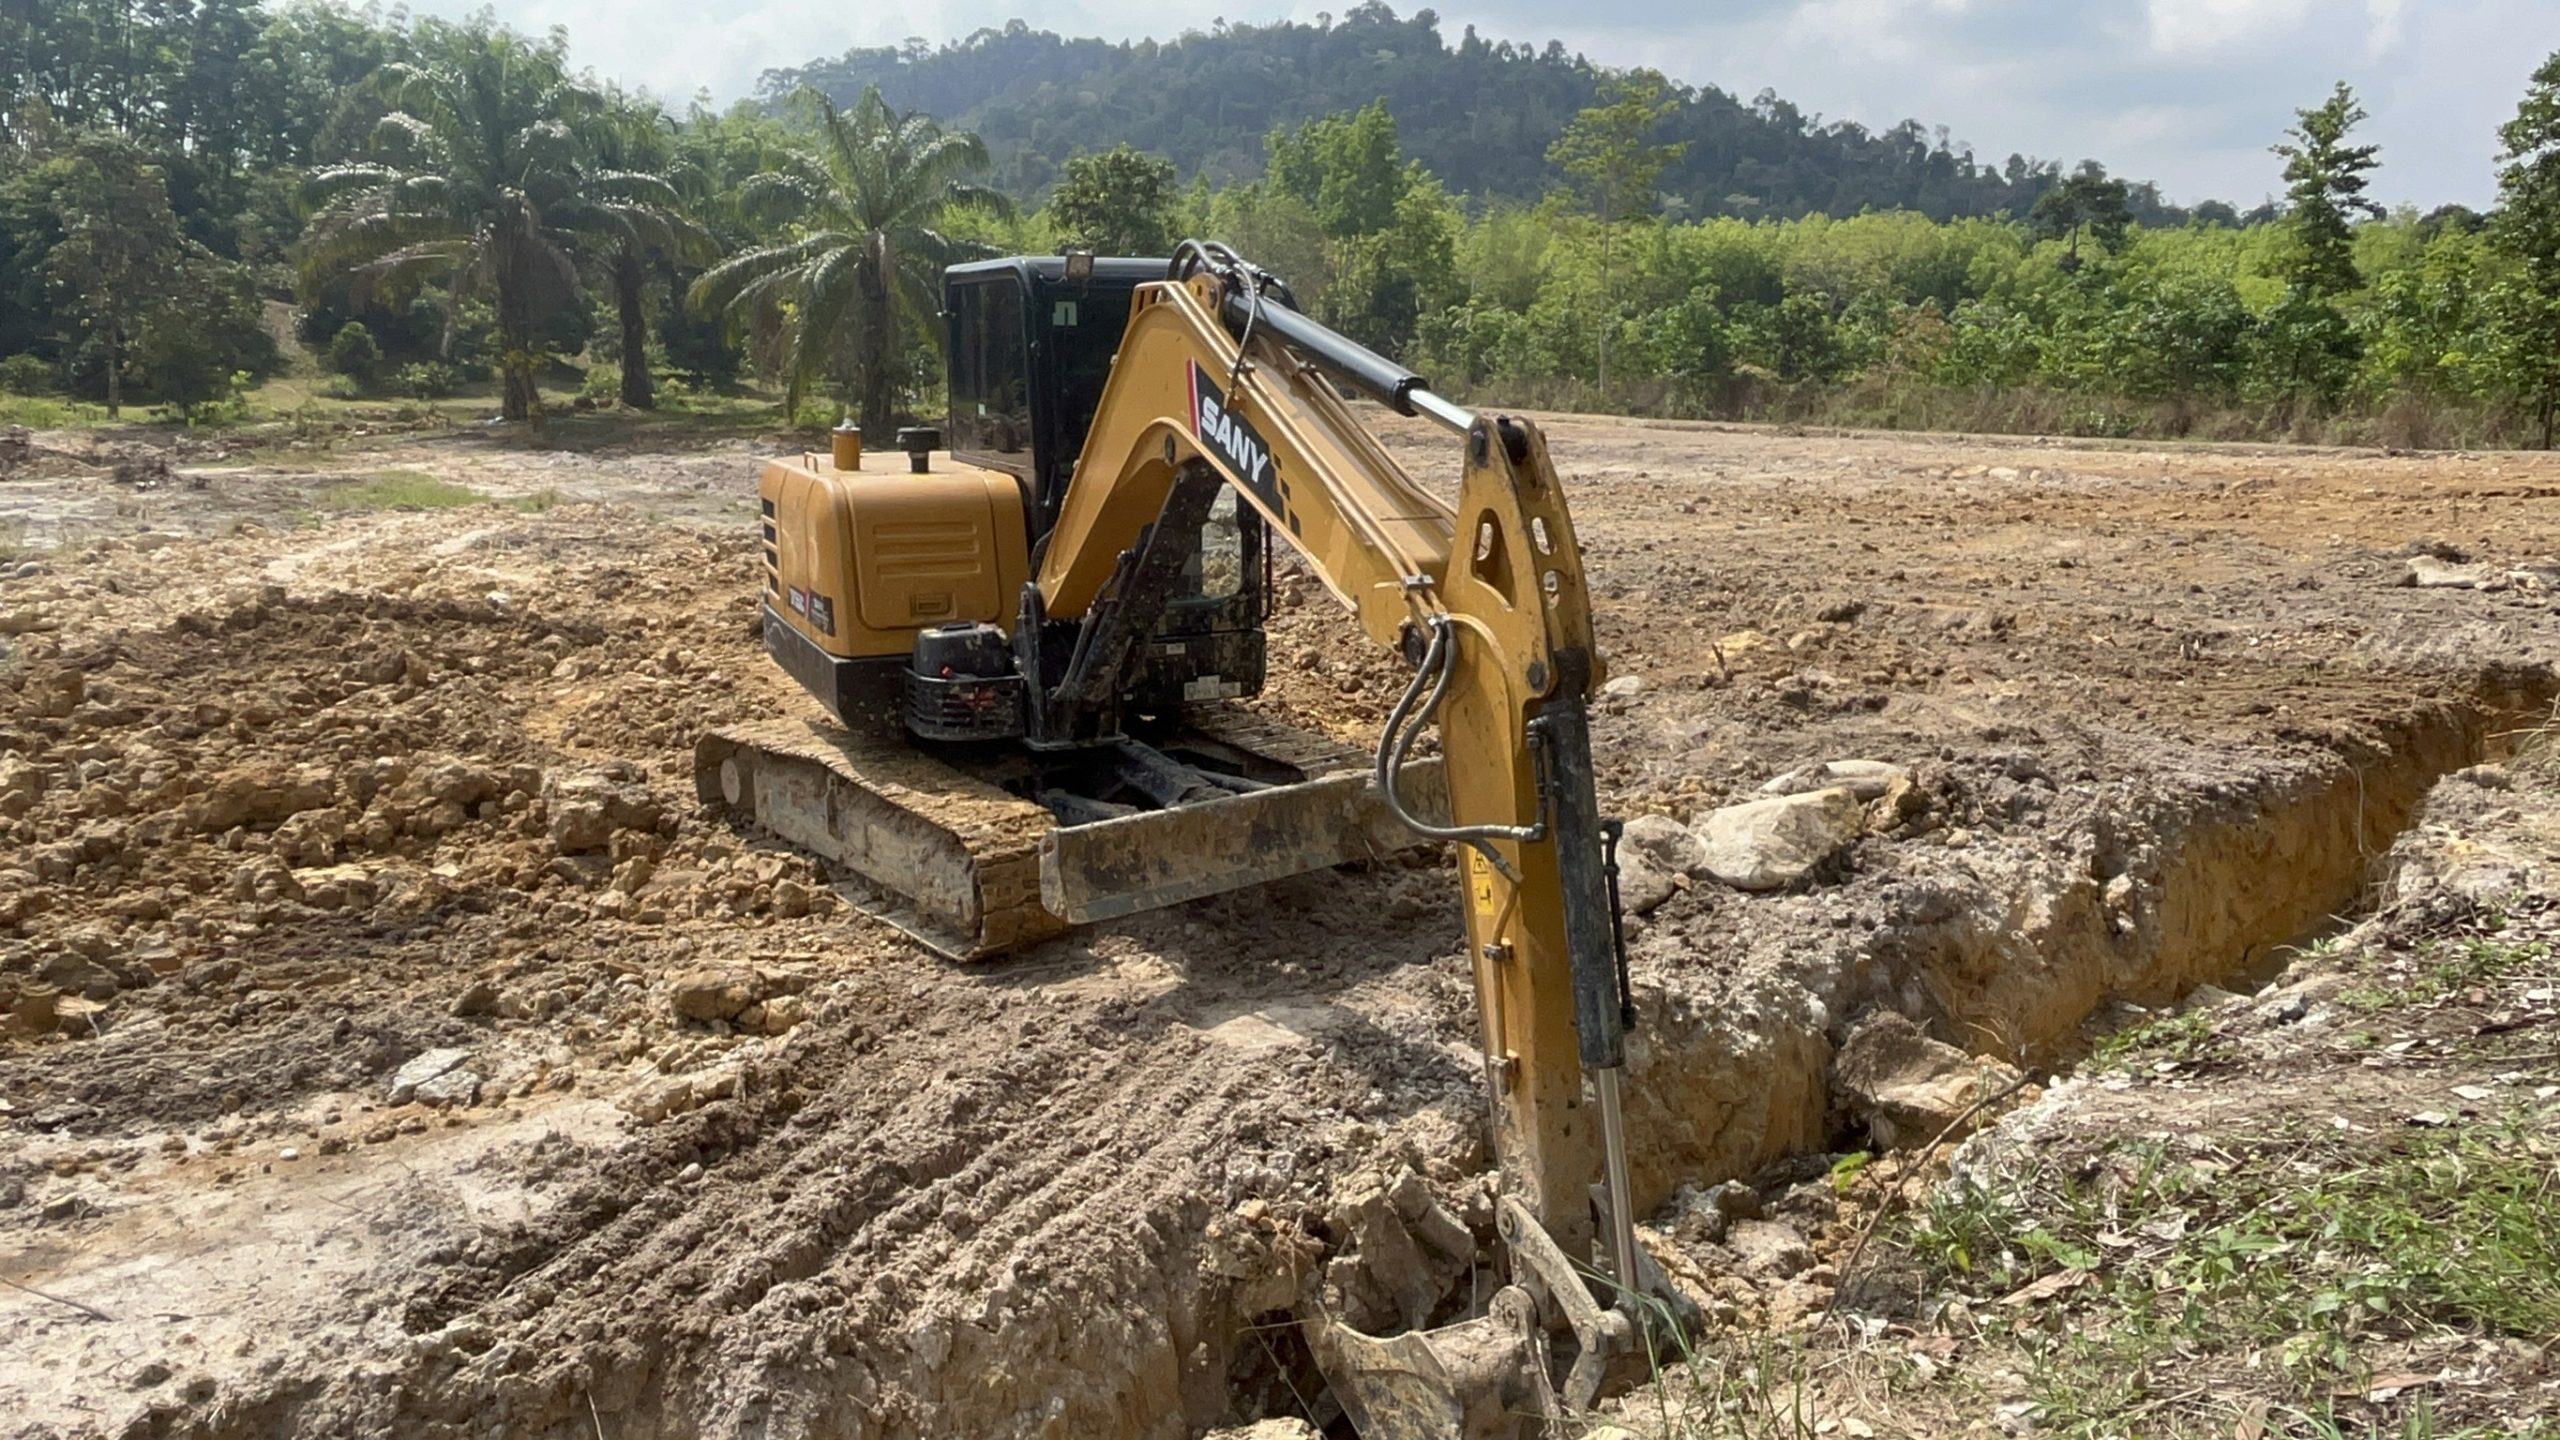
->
<box><xmin>699</xmin><ymin>241</ymin><xmax>1673</xmax><ymax>1435</ymax></box>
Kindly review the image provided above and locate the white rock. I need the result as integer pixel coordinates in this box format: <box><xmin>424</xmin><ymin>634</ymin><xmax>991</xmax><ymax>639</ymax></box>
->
<box><xmin>1599</xmin><ymin>674</ymin><xmax>1648</xmax><ymax>699</ymax></box>
<box><xmin>413</xmin><ymin>1065</ymin><xmax>483</xmax><ymax>1107</ymax></box>
<box><xmin>2405</xmin><ymin>556</ymin><xmax>2488</xmax><ymax>589</ymax></box>
<box><xmin>387</xmin><ymin>1046</ymin><xmax>473</xmax><ymax>1104</ymax></box>
<box><xmin>1758</xmin><ymin>758</ymin><xmax>1908</xmax><ymax>801</ymax></box>
<box><xmin>1618</xmin><ymin>813</ymin><xmax>1708</xmax><ymax>875</ymax></box>
<box><xmin>1695</xmin><ymin>787</ymin><xmax>1865</xmax><ymax>891</ymax></box>
<box><xmin>1834</xmin><ymin>1011</ymin><xmax>2022</xmax><ymax>1147</ymax></box>
<box><xmin>1613</xmin><ymin>847</ymin><xmax>1679</xmax><ymax>915</ymax></box>
<box><xmin>1727</xmin><ymin>1219</ymin><xmax>1813</xmax><ymax>1279</ymax></box>
<box><xmin>1203</xmin><ymin>1423</ymin><xmax>1321</xmax><ymax>1440</ymax></box>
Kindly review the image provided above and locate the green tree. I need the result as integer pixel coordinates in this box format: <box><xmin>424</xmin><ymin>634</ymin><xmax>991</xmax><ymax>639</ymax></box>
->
<box><xmin>2273</xmin><ymin>82</ymin><xmax>2383</xmax><ymax>297</ymax></box>
<box><xmin>2486</xmin><ymin>50</ymin><xmax>2560</xmax><ymax>446</ymax></box>
<box><xmin>132</xmin><ymin>247</ymin><xmax>271</xmax><ymax>422</ymax></box>
<box><xmin>302</xmin><ymin>18</ymin><xmax>680</xmax><ymax>420</ymax></box>
<box><xmin>586</xmin><ymin>93</ymin><xmax>715</xmax><ymax>409</ymax></box>
<box><xmin>1759</xmin><ymin>291</ymin><xmax>1842</xmax><ymax>382</ymax></box>
<box><xmin>2355</xmin><ymin>239</ymin><xmax>2483</xmax><ymax>402</ymax></box>
<box><xmin>1256</xmin><ymin>106</ymin><xmax>1455</xmax><ymax>357</ymax></box>
<box><xmin>1205</xmin><ymin>184</ymin><xmax>1332</xmax><ymax>303</ymax></box>
<box><xmin>2105</xmin><ymin>274</ymin><xmax>2252</xmax><ymax>403</ymax></box>
<box><xmin>1047</xmin><ymin>143</ymin><xmax>1179</xmax><ymax>254</ymax></box>
<box><xmin>1268</xmin><ymin>101</ymin><xmax>1405</xmax><ymax>240</ymax></box>
<box><xmin>688</xmin><ymin>85</ymin><xmax>1007</xmax><ymax>433</ymax></box>
<box><xmin>40</xmin><ymin>130</ymin><xmax>187</xmax><ymax>417</ymax></box>
<box><xmin>1322</xmin><ymin>174</ymin><xmax>1460</xmax><ymax>358</ymax></box>
<box><xmin>1547</xmin><ymin>69</ymin><xmax>1685</xmax><ymax>388</ymax></box>
<box><xmin>2028</xmin><ymin>162</ymin><xmax>2132</xmax><ymax>270</ymax></box>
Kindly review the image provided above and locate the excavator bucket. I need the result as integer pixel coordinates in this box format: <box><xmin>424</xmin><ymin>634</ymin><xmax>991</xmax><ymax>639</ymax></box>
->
<box><xmin>1304</xmin><ymin>1289</ymin><xmax>1549</xmax><ymax>1440</ymax></box>
<box><xmin>697</xmin><ymin>709</ymin><xmax>1446</xmax><ymax>958</ymax></box>
<box><xmin>1296</xmin><ymin>1195</ymin><xmax>1694</xmax><ymax>1440</ymax></box>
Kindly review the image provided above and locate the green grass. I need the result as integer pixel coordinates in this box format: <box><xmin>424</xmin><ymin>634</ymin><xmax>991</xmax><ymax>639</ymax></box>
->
<box><xmin>1896</xmin><ymin>1106</ymin><xmax>2560</xmax><ymax>1438</ymax></box>
<box><xmin>2086</xmin><ymin>1006</ymin><xmax>2225</xmax><ymax>1071</ymax></box>
<box><xmin>0</xmin><ymin>393</ymin><xmax>109</xmax><ymax>427</ymax></box>
<box><xmin>1</xmin><ymin>371</ymin><xmax>796</xmax><ymax>450</ymax></box>
<box><xmin>0</xmin><ymin>516</ymin><xmax>27</xmax><ymax>562</ymax></box>
<box><xmin>2342</xmin><ymin>934</ymin><xmax>2547</xmax><ymax>1011</ymax></box>
<box><xmin>315</xmin><ymin>470</ymin><xmax>486</xmax><ymax>511</ymax></box>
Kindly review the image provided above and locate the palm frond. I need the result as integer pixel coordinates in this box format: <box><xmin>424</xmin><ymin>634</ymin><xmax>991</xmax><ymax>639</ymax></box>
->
<box><xmin>687</xmin><ymin>233</ymin><xmax>847</xmax><ymax>314</ymax></box>
<box><xmin>305</xmin><ymin>164</ymin><xmax>410</xmax><ymax>202</ymax></box>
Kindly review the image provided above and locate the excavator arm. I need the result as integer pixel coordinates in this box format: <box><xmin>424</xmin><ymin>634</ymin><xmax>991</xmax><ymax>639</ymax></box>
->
<box><xmin>1021</xmin><ymin>245</ymin><xmax>1651</xmax><ymax>1426</ymax></box>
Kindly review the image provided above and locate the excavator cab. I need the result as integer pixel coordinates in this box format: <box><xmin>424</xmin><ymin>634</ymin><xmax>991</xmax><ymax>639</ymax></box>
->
<box><xmin>944</xmin><ymin>256</ymin><xmax>1267</xmax><ymax>720</ymax></box>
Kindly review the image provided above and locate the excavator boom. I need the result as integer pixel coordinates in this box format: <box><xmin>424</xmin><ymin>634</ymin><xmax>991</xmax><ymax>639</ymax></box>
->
<box><xmin>1032</xmin><ymin>246</ymin><xmax>1628</xmax><ymax>1260</ymax></box>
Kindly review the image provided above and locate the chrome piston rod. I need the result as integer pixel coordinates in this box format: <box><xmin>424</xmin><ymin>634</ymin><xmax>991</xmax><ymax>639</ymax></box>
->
<box><xmin>1595</xmin><ymin>1065</ymin><xmax>1640</xmax><ymax>1308</ymax></box>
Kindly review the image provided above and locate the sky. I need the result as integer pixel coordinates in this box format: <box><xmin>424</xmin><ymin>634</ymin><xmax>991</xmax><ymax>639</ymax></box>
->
<box><xmin>410</xmin><ymin>0</ymin><xmax>2552</xmax><ymax>209</ymax></box>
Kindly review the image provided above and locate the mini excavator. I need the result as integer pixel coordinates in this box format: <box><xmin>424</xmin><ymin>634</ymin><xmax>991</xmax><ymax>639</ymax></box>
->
<box><xmin>699</xmin><ymin>242</ymin><xmax>1676</xmax><ymax>1436</ymax></box>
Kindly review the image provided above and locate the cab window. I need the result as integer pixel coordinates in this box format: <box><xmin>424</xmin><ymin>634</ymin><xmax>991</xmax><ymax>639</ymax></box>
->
<box><xmin>949</xmin><ymin>279</ymin><xmax>1031</xmax><ymax>471</ymax></box>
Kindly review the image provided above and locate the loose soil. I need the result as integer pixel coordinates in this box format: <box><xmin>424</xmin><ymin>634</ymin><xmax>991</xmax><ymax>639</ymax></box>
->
<box><xmin>5</xmin><ymin>412</ymin><xmax>2560</xmax><ymax>1438</ymax></box>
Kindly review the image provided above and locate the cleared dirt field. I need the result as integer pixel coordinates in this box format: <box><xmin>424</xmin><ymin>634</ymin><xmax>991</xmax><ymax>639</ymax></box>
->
<box><xmin>3</xmin><ymin>411</ymin><xmax>2558</xmax><ymax>1438</ymax></box>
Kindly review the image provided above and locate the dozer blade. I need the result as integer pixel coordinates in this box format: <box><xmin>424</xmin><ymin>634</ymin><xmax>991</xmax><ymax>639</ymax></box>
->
<box><xmin>1043</xmin><ymin>766</ymin><xmax>1441</xmax><ymax>923</ymax></box>
<box><xmin>696</xmin><ymin>710</ymin><xmax>1444</xmax><ymax>958</ymax></box>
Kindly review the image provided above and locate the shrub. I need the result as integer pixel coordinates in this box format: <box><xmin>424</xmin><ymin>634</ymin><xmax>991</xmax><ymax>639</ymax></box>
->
<box><xmin>157</xmin><ymin>369</ymin><xmax>256</xmax><ymax>428</ymax></box>
<box><xmin>394</xmin><ymin>362</ymin><xmax>460</xmax><ymax>399</ymax></box>
<box><xmin>327</xmin><ymin>322</ymin><xmax>384</xmax><ymax>385</ymax></box>
<box><xmin>0</xmin><ymin>354</ymin><xmax>54</xmax><ymax>396</ymax></box>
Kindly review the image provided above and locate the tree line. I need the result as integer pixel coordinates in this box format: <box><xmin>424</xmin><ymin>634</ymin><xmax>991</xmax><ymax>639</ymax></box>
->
<box><xmin>2</xmin><ymin>1</ymin><xmax>2558</xmax><ymax>450</ymax></box>
<box><xmin>760</xmin><ymin>4</ymin><xmax>2215</xmax><ymax>228</ymax></box>
<box><xmin>1</xmin><ymin>2</ymin><xmax>1009</xmax><ymax>432</ymax></box>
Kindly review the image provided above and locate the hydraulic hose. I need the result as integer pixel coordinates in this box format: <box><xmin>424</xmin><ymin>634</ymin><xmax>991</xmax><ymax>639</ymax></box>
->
<box><xmin>1375</xmin><ymin>614</ymin><xmax>1543</xmax><ymax>879</ymax></box>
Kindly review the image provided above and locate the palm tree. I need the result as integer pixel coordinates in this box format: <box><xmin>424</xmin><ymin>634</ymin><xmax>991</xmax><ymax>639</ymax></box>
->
<box><xmin>689</xmin><ymin>85</ymin><xmax>1008</xmax><ymax>435</ymax></box>
<box><xmin>301</xmin><ymin>18</ymin><xmax>686</xmax><ymax>421</ymax></box>
<box><xmin>586</xmin><ymin>94</ymin><xmax>714</xmax><ymax>409</ymax></box>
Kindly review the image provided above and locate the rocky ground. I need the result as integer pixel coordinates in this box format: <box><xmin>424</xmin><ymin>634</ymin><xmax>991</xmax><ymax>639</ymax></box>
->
<box><xmin>3</xmin><ymin>411</ymin><xmax>2559</xmax><ymax>1438</ymax></box>
<box><xmin>1589</xmin><ymin>757</ymin><xmax>2560</xmax><ymax>1438</ymax></box>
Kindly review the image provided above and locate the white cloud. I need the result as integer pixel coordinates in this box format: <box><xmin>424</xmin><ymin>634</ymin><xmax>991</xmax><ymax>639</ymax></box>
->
<box><xmin>2142</xmin><ymin>0</ymin><xmax>2316</xmax><ymax>57</ymax></box>
<box><xmin>2363</xmin><ymin>0</ymin><xmax>2406</xmax><ymax>57</ymax></box>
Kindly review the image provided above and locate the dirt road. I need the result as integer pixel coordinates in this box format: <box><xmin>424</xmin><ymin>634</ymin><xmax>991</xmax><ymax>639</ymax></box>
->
<box><xmin>4</xmin><ymin>412</ymin><xmax>2558</xmax><ymax>1437</ymax></box>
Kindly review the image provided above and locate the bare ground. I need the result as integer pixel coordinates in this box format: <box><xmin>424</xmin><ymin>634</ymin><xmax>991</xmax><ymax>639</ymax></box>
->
<box><xmin>4</xmin><ymin>412</ymin><xmax>2560</xmax><ymax>1438</ymax></box>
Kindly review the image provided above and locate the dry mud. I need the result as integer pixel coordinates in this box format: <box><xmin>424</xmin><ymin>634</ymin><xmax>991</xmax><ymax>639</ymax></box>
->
<box><xmin>5</xmin><ymin>415</ymin><xmax>2560</xmax><ymax>1437</ymax></box>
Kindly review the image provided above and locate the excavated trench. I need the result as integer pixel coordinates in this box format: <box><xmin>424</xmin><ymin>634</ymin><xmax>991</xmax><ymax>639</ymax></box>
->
<box><xmin>592</xmin><ymin>673</ymin><xmax>2554</xmax><ymax>1440</ymax></box>
<box><xmin>1623</xmin><ymin>672</ymin><xmax>2553</xmax><ymax>1214</ymax></box>
<box><xmin>30</xmin><ymin>674</ymin><xmax>2551</xmax><ymax>1440</ymax></box>
<box><xmin>1184</xmin><ymin>672</ymin><xmax>2558</xmax><ymax>1436</ymax></box>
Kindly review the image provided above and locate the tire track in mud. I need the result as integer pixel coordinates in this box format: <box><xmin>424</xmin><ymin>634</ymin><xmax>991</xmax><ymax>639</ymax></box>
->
<box><xmin>281</xmin><ymin>884</ymin><xmax>1485</xmax><ymax>1440</ymax></box>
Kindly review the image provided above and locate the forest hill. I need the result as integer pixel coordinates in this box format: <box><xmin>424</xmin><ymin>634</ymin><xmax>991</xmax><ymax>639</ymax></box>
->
<box><xmin>2</xmin><ymin>3</ymin><xmax>2556</xmax><ymax>449</ymax></box>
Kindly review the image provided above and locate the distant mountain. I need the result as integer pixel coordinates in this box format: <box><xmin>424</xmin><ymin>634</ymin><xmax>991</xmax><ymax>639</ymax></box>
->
<box><xmin>758</xmin><ymin>3</ymin><xmax>2198</xmax><ymax>224</ymax></box>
